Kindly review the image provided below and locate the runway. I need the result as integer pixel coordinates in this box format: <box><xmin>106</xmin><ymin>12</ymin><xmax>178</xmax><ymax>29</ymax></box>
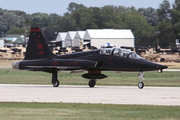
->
<box><xmin>0</xmin><ymin>84</ymin><xmax>180</xmax><ymax>106</ymax></box>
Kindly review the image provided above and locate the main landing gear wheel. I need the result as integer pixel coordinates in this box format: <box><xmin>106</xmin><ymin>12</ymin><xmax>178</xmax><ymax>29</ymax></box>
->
<box><xmin>53</xmin><ymin>80</ymin><xmax>59</xmax><ymax>87</ymax></box>
<box><xmin>52</xmin><ymin>69</ymin><xmax>60</xmax><ymax>87</ymax></box>
<box><xmin>88</xmin><ymin>79</ymin><xmax>96</xmax><ymax>88</ymax></box>
<box><xmin>138</xmin><ymin>82</ymin><xmax>144</xmax><ymax>89</ymax></box>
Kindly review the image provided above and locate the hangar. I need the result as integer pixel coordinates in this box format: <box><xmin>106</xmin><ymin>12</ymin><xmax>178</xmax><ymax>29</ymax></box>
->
<box><xmin>0</xmin><ymin>39</ymin><xmax>4</xmax><ymax>47</ymax></box>
<box><xmin>65</xmin><ymin>31</ymin><xmax>76</xmax><ymax>47</ymax></box>
<box><xmin>83</xmin><ymin>29</ymin><xmax>134</xmax><ymax>48</ymax></box>
<box><xmin>55</xmin><ymin>32</ymin><xmax>67</xmax><ymax>47</ymax></box>
<box><xmin>54</xmin><ymin>31</ymin><xmax>86</xmax><ymax>47</ymax></box>
<box><xmin>74</xmin><ymin>31</ymin><xmax>86</xmax><ymax>47</ymax></box>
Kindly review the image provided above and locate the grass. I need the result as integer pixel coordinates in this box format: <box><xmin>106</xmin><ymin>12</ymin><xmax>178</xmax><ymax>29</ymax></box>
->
<box><xmin>0</xmin><ymin>102</ymin><xmax>180</xmax><ymax>120</ymax></box>
<box><xmin>0</xmin><ymin>68</ymin><xmax>180</xmax><ymax>87</ymax></box>
<box><xmin>1</xmin><ymin>68</ymin><xmax>180</xmax><ymax>120</ymax></box>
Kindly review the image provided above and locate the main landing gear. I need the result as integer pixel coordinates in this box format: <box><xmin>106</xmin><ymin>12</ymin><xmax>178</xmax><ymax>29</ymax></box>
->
<box><xmin>82</xmin><ymin>70</ymin><xmax>108</xmax><ymax>88</ymax></box>
<box><xmin>138</xmin><ymin>72</ymin><xmax>144</xmax><ymax>89</ymax></box>
<box><xmin>52</xmin><ymin>69</ymin><xmax>59</xmax><ymax>87</ymax></box>
<box><xmin>53</xmin><ymin>80</ymin><xmax>59</xmax><ymax>87</ymax></box>
<box><xmin>88</xmin><ymin>79</ymin><xmax>97</xmax><ymax>87</ymax></box>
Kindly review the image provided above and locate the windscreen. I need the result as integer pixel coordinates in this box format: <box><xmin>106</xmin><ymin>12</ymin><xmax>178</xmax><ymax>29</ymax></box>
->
<box><xmin>113</xmin><ymin>48</ymin><xmax>142</xmax><ymax>59</ymax></box>
<box><xmin>100</xmin><ymin>48</ymin><xmax>113</xmax><ymax>55</ymax></box>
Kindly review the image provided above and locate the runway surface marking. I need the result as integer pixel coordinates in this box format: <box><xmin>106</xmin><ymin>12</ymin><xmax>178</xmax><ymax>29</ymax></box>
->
<box><xmin>0</xmin><ymin>84</ymin><xmax>180</xmax><ymax>106</ymax></box>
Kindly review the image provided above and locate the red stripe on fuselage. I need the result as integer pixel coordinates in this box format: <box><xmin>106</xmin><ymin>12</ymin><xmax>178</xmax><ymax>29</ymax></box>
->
<box><xmin>30</xmin><ymin>28</ymin><xmax>41</xmax><ymax>32</ymax></box>
<box><xmin>88</xmin><ymin>70</ymin><xmax>101</xmax><ymax>74</ymax></box>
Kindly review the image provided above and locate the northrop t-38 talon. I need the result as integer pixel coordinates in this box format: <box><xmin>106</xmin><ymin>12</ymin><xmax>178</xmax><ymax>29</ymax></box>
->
<box><xmin>12</xmin><ymin>27</ymin><xmax>168</xmax><ymax>89</ymax></box>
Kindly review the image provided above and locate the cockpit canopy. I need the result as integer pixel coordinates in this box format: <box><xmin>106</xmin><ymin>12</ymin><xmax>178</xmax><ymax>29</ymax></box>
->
<box><xmin>100</xmin><ymin>48</ymin><xmax>142</xmax><ymax>59</ymax></box>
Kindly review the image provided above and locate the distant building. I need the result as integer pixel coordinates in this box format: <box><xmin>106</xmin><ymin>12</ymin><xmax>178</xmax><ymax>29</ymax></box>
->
<box><xmin>0</xmin><ymin>39</ymin><xmax>4</xmax><ymax>47</ymax></box>
<box><xmin>83</xmin><ymin>29</ymin><xmax>135</xmax><ymax>48</ymax></box>
<box><xmin>53</xmin><ymin>31</ymin><xmax>86</xmax><ymax>47</ymax></box>
<box><xmin>74</xmin><ymin>31</ymin><xmax>86</xmax><ymax>47</ymax></box>
<box><xmin>65</xmin><ymin>31</ymin><xmax>77</xmax><ymax>47</ymax></box>
<box><xmin>3</xmin><ymin>34</ymin><xmax>29</xmax><ymax>45</ymax></box>
<box><xmin>54</xmin><ymin>29</ymin><xmax>135</xmax><ymax>48</ymax></box>
<box><xmin>54</xmin><ymin>32</ymin><xmax>67</xmax><ymax>47</ymax></box>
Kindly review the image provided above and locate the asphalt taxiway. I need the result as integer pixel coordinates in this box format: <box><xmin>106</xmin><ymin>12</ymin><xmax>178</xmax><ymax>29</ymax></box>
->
<box><xmin>0</xmin><ymin>84</ymin><xmax>180</xmax><ymax>106</ymax></box>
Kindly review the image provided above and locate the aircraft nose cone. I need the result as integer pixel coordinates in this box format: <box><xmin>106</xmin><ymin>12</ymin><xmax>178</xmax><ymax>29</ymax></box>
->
<box><xmin>142</xmin><ymin>59</ymin><xmax>168</xmax><ymax>70</ymax></box>
<box><xmin>12</xmin><ymin>61</ymin><xmax>20</xmax><ymax>69</ymax></box>
<box><xmin>159</xmin><ymin>65</ymin><xmax>168</xmax><ymax>69</ymax></box>
<box><xmin>162</xmin><ymin>65</ymin><xmax>168</xmax><ymax>69</ymax></box>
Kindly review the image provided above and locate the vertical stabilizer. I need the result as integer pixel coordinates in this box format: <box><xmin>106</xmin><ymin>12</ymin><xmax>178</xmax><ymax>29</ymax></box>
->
<box><xmin>25</xmin><ymin>27</ymin><xmax>54</xmax><ymax>60</ymax></box>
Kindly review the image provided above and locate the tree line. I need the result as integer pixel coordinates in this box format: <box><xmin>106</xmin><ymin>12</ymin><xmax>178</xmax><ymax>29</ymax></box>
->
<box><xmin>0</xmin><ymin>0</ymin><xmax>180</xmax><ymax>47</ymax></box>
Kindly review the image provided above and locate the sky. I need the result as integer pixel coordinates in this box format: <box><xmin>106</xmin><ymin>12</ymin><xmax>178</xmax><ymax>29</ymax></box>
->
<box><xmin>0</xmin><ymin>0</ymin><xmax>176</xmax><ymax>15</ymax></box>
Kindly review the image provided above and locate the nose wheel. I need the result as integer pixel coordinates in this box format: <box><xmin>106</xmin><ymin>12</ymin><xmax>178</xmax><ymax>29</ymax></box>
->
<box><xmin>138</xmin><ymin>72</ymin><xmax>144</xmax><ymax>89</ymax></box>
<box><xmin>138</xmin><ymin>81</ymin><xmax>144</xmax><ymax>89</ymax></box>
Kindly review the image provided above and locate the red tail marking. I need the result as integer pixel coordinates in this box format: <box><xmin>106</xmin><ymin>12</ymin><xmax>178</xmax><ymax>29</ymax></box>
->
<box><xmin>36</xmin><ymin>39</ymin><xmax>39</xmax><ymax>42</ymax></box>
<box><xmin>37</xmin><ymin>44</ymin><xmax>43</xmax><ymax>49</ymax></box>
<box><xmin>37</xmin><ymin>51</ymin><xmax>44</xmax><ymax>55</ymax></box>
<box><xmin>30</xmin><ymin>28</ymin><xmax>41</xmax><ymax>32</ymax></box>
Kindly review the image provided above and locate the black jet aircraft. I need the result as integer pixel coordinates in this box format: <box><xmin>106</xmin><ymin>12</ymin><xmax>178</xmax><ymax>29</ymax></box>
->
<box><xmin>12</xmin><ymin>27</ymin><xmax>168</xmax><ymax>89</ymax></box>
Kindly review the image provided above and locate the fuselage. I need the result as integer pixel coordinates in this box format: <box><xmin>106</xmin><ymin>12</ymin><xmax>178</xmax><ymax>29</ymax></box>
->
<box><xmin>55</xmin><ymin>48</ymin><xmax>167</xmax><ymax>71</ymax></box>
<box><xmin>12</xmin><ymin>48</ymin><xmax>167</xmax><ymax>72</ymax></box>
<box><xmin>13</xmin><ymin>48</ymin><xmax>167</xmax><ymax>71</ymax></box>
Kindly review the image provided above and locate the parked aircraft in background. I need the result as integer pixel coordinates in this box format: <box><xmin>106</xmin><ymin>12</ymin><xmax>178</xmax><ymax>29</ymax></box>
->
<box><xmin>12</xmin><ymin>27</ymin><xmax>168</xmax><ymax>89</ymax></box>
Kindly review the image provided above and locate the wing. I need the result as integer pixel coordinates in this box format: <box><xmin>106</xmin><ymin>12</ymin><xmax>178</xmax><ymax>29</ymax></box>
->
<box><xmin>14</xmin><ymin>59</ymin><xmax>99</xmax><ymax>72</ymax></box>
<box><xmin>26</xmin><ymin>66</ymin><xmax>82</xmax><ymax>70</ymax></box>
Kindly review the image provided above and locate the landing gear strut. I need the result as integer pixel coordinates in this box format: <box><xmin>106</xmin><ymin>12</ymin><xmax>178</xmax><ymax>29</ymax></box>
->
<box><xmin>52</xmin><ymin>69</ymin><xmax>59</xmax><ymax>87</ymax></box>
<box><xmin>138</xmin><ymin>72</ymin><xmax>144</xmax><ymax>89</ymax></box>
<box><xmin>88</xmin><ymin>79</ymin><xmax>97</xmax><ymax>88</ymax></box>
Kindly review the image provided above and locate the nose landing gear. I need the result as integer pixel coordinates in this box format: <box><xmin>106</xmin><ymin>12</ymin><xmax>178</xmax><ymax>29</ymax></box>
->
<box><xmin>138</xmin><ymin>72</ymin><xmax>144</xmax><ymax>89</ymax></box>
